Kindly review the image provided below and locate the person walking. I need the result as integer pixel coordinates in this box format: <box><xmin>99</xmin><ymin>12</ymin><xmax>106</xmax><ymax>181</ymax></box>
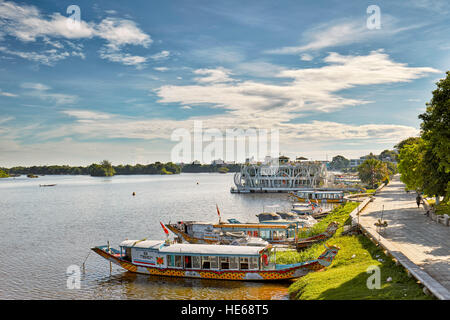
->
<box><xmin>416</xmin><ymin>193</ymin><xmax>422</xmax><ymax>208</ymax></box>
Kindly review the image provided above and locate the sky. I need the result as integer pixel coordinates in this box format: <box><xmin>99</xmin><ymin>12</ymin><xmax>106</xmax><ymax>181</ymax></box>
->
<box><xmin>0</xmin><ymin>0</ymin><xmax>448</xmax><ymax>166</ymax></box>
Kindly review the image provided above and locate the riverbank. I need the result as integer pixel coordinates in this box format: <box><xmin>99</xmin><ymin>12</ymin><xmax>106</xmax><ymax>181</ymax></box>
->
<box><xmin>280</xmin><ymin>203</ymin><xmax>433</xmax><ymax>300</ymax></box>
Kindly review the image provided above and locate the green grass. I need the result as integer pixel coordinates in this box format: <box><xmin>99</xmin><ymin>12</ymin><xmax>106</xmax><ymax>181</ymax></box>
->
<box><xmin>296</xmin><ymin>202</ymin><xmax>359</xmax><ymax>239</ymax></box>
<box><xmin>279</xmin><ymin>203</ymin><xmax>433</xmax><ymax>300</ymax></box>
<box><xmin>435</xmin><ymin>201</ymin><xmax>450</xmax><ymax>216</ymax></box>
<box><xmin>425</xmin><ymin>199</ymin><xmax>449</xmax><ymax>215</ymax></box>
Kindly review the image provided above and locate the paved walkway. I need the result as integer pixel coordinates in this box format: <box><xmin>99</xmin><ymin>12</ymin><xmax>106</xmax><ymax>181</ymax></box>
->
<box><xmin>359</xmin><ymin>175</ymin><xmax>450</xmax><ymax>294</ymax></box>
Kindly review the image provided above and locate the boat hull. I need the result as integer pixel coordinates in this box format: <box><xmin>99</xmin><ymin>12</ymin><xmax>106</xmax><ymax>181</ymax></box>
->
<box><xmin>92</xmin><ymin>247</ymin><xmax>324</xmax><ymax>281</ymax></box>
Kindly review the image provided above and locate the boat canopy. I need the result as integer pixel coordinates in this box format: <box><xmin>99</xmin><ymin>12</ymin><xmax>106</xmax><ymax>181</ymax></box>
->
<box><xmin>120</xmin><ymin>240</ymin><xmax>164</xmax><ymax>249</ymax></box>
<box><xmin>159</xmin><ymin>243</ymin><xmax>266</xmax><ymax>256</ymax></box>
<box><xmin>120</xmin><ymin>240</ymin><xmax>269</xmax><ymax>256</ymax></box>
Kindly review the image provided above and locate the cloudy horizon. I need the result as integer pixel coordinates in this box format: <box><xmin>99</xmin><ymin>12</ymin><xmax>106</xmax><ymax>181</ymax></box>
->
<box><xmin>0</xmin><ymin>0</ymin><xmax>448</xmax><ymax>167</ymax></box>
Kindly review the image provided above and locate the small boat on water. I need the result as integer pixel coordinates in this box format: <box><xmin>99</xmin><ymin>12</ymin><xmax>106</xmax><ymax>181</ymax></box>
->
<box><xmin>256</xmin><ymin>212</ymin><xmax>317</xmax><ymax>228</ymax></box>
<box><xmin>291</xmin><ymin>202</ymin><xmax>332</xmax><ymax>219</ymax></box>
<box><xmin>290</xmin><ymin>190</ymin><xmax>344</xmax><ymax>203</ymax></box>
<box><xmin>165</xmin><ymin>221</ymin><xmax>298</xmax><ymax>246</ymax></box>
<box><xmin>91</xmin><ymin>239</ymin><xmax>340</xmax><ymax>281</ymax></box>
<box><xmin>39</xmin><ymin>184</ymin><xmax>56</xmax><ymax>187</ymax></box>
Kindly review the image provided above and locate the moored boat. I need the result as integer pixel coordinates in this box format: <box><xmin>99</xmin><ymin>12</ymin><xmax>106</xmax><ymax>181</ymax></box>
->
<box><xmin>91</xmin><ymin>239</ymin><xmax>340</xmax><ymax>281</ymax></box>
<box><xmin>290</xmin><ymin>190</ymin><xmax>344</xmax><ymax>203</ymax></box>
<box><xmin>165</xmin><ymin>221</ymin><xmax>298</xmax><ymax>245</ymax></box>
<box><xmin>256</xmin><ymin>212</ymin><xmax>317</xmax><ymax>228</ymax></box>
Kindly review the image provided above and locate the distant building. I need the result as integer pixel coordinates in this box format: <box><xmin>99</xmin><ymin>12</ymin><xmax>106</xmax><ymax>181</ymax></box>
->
<box><xmin>211</xmin><ymin>159</ymin><xmax>224</xmax><ymax>165</ymax></box>
<box><xmin>349</xmin><ymin>159</ymin><xmax>365</xmax><ymax>167</ymax></box>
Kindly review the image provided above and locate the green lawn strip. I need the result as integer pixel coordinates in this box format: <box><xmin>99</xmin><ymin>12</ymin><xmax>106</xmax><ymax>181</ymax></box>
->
<box><xmin>435</xmin><ymin>201</ymin><xmax>450</xmax><ymax>216</ymax></box>
<box><xmin>287</xmin><ymin>235</ymin><xmax>432</xmax><ymax>300</ymax></box>
<box><xmin>277</xmin><ymin>202</ymin><xmax>433</xmax><ymax>300</ymax></box>
<box><xmin>297</xmin><ymin>202</ymin><xmax>359</xmax><ymax>239</ymax></box>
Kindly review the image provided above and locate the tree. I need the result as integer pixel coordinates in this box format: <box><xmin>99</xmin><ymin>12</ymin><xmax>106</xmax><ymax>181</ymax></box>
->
<box><xmin>329</xmin><ymin>155</ymin><xmax>349</xmax><ymax>171</ymax></box>
<box><xmin>395</xmin><ymin>137</ymin><xmax>421</xmax><ymax>152</ymax></box>
<box><xmin>0</xmin><ymin>169</ymin><xmax>9</xmax><ymax>178</ymax></box>
<box><xmin>379</xmin><ymin>149</ymin><xmax>398</xmax><ymax>163</ymax></box>
<box><xmin>397</xmin><ymin>138</ymin><xmax>425</xmax><ymax>191</ymax></box>
<box><xmin>89</xmin><ymin>160</ymin><xmax>116</xmax><ymax>177</ymax></box>
<box><xmin>418</xmin><ymin>71</ymin><xmax>450</xmax><ymax>201</ymax></box>
<box><xmin>357</xmin><ymin>159</ymin><xmax>389</xmax><ymax>188</ymax></box>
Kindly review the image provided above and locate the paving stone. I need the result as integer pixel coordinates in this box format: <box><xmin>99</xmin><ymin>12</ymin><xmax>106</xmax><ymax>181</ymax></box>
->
<box><xmin>359</xmin><ymin>175</ymin><xmax>450</xmax><ymax>297</ymax></box>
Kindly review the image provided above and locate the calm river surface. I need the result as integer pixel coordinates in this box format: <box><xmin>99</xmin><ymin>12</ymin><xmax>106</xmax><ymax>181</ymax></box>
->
<box><xmin>0</xmin><ymin>173</ymin><xmax>299</xmax><ymax>300</ymax></box>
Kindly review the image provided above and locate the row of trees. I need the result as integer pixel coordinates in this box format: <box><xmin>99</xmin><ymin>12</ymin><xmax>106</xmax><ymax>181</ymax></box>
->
<box><xmin>329</xmin><ymin>151</ymin><xmax>398</xmax><ymax>172</ymax></box>
<box><xmin>0</xmin><ymin>169</ymin><xmax>9</xmax><ymax>178</ymax></box>
<box><xmin>1</xmin><ymin>161</ymin><xmax>181</xmax><ymax>177</ymax></box>
<box><xmin>397</xmin><ymin>71</ymin><xmax>450</xmax><ymax>203</ymax></box>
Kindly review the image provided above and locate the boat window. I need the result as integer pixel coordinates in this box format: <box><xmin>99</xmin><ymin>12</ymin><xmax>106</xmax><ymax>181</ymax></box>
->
<box><xmin>192</xmin><ymin>256</ymin><xmax>201</xmax><ymax>269</ymax></box>
<box><xmin>229</xmin><ymin>257</ymin><xmax>239</xmax><ymax>270</ymax></box>
<box><xmin>260</xmin><ymin>229</ymin><xmax>270</xmax><ymax>240</ymax></box>
<box><xmin>273</xmin><ymin>230</ymin><xmax>285</xmax><ymax>240</ymax></box>
<box><xmin>174</xmin><ymin>255</ymin><xmax>183</xmax><ymax>268</ymax></box>
<box><xmin>240</xmin><ymin>257</ymin><xmax>249</xmax><ymax>270</ymax></box>
<box><xmin>201</xmin><ymin>256</ymin><xmax>210</xmax><ymax>269</ymax></box>
<box><xmin>184</xmin><ymin>256</ymin><xmax>192</xmax><ymax>268</ymax></box>
<box><xmin>168</xmin><ymin>255</ymin><xmax>175</xmax><ymax>267</ymax></box>
<box><xmin>220</xmin><ymin>257</ymin><xmax>229</xmax><ymax>270</ymax></box>
<box><xmin>210</xmin><ymin>256</ymin><xmax>219</xmax><ymax>269</ymax></box>
<box><xmin>288</xmin><ymin>229</ymin><xmax>295</xmax><ymax>238</ymax></box>
<box><xmin>249</xmin><ymin>257</ymin><xmax>258</xmax><ymax>270</ymax></box>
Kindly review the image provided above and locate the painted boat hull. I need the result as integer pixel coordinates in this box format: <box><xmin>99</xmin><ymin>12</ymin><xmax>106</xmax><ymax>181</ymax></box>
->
<box><xmin>92</xmin><ymin>247</ymin><xmax>327</xmax><ymax>281</ymax></box>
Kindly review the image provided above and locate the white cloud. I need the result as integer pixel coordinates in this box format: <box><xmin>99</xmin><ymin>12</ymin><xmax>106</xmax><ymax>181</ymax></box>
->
<box><xmin>157</xmin><ymin>50</ymin><xmax>440</xmax><ymax>117</ymax></box>
<box><xmin>21</xmin><ymin>82</ymin><xmax>77</xmax><ymax>105</ymax></box>
<box><xmin>0</xmin><ymin>46</ymin><xmax>72</xmax><ymax>65</ymax></box>
<box><xmin>267</xmin><ymin>17</ymin><xmax>425</xmax><ymax>54</ymax></box>
<box><xmin>154</xmin><ymin>67</ymin><xmax>169</xmax><ymax>72</ymax></box>
<box><xmin>62</xmin><ymin>109</ymin><xmax>112</xmax><ymax>120</ymax></box>
<box><xmin>96</xmin><ymin>17</ymin><xmax>152</xmax><ymax>50</ymax></box>
<box><xmin>193</xmin><ymin>67</ymin><xmax>234</xmax><ymax>83</ymax></box>
<box><xmin>0</xmin><ymin>90</ymin><xmax>17</xmax><ymax>97</ymax></box>
<box><xmin>99</xmin><ymin>48</ymin><xmax>147</xmax><ymax>69</ymax></box>
<box><xmin>150</xmin><ymin>50</ymin><xmax>170</xmax><ymax>60</ymax></box>
<box><xmin>0</xmin><ymin>1</ymin><xmax>153</xmax><ymax>67</ymax></box>
<box><xmin>300</xmin><ymin>53</ymin><xmax>313</xmax><ymax>61</ymax></box>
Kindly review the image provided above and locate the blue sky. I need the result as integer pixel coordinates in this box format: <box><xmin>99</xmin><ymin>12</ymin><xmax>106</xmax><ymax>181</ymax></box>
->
<box><xmin>0</xmin><ymin>0</ymin><xmax>448</xmax><ymax>166</ymax></box>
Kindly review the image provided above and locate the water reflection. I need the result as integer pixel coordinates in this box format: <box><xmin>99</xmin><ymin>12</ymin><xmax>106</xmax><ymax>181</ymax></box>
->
<box><xmin>93</xmin><ymin>272</ymin><xmax>290</xmax><ymax>300</ymax></box>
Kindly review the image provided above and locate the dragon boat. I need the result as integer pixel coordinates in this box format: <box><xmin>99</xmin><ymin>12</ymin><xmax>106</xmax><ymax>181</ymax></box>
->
<box><xmin>92</xmin><ymin>239</ymin><xmax>340</xmax><ymax>281</ymax></box>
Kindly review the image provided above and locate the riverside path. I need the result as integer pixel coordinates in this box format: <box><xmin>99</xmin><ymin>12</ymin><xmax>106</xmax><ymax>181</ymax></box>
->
<box><xmin>358</xmin><ymin>175</ymin><xmax>450</xmax><ymax>299</ymax></box>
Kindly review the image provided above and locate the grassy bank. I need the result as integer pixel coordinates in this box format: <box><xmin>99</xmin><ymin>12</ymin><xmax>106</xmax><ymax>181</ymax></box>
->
<box><xmin>278</xmin><ymin>202</ymin><xmax>433</xmax><ymax>300</ymax></box>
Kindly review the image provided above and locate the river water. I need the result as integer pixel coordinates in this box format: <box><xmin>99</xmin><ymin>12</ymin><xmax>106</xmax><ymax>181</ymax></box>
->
<box><xmin>0</xmin><ymin>173</ymin><xmax>302</xmax><ymax>300</ymax></box>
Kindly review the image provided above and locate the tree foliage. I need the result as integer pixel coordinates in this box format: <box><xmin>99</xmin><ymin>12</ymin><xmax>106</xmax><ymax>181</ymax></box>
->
<box><xmin>397</xmin><ymin>138</ymin><xmax>425</xmax><ymax>191</ymax></box>
<box><xmin>329</xmin><ymin>155</ymin><xmax>350</xmax><ymax>171</ymax></box>
<box><xmin>0</xmin><ymin>169</ymin><xmax>9</xmax><ymax>178</ymax></box>
<box><xmin>418</xmin><ymin>71</ymin><xmax>450</xmax><ymax>200</ymax></box>
<box><xmin>357</xmin><ymin>159</ymin><xmax>389</xmax><ymax>188</ymax></box>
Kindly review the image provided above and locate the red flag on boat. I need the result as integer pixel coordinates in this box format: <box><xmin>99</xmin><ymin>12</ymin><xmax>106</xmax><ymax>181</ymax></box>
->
<box><xmin>160</xmin><ymin>222</ymin><xmax>169</xmax><ymax>236</ymax></box>
<box><xmin>216</xmin><ymin>204</ymin><xmax>222</xmax><ymax>223</ymax></box>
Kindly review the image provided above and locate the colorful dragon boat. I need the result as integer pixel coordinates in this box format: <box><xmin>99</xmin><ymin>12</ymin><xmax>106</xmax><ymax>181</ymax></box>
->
<box><xmin>296</xmin><ymin>222</ymin><xmax>339</xmax><ymax>251</ymax></box>
<box><xmin>165</xmin><ymin>221</ymin><xmax>298</xmax><ymax>245</ymax></box>
<box><xmin>92</xmin><ymin>240</ymin><xmax>340</xmax><ymax>281</ymax></box>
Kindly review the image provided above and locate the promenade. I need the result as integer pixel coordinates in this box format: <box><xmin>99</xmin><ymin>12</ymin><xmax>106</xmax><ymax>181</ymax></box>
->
<box><xmin>359</xmin><ymin>175</ymin><xmax>450</xmax><ymax>298</ymax></box>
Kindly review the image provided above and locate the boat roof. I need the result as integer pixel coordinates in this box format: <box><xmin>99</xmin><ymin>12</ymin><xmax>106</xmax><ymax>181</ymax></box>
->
<box><xmin>215</xmin><ymin>223</ymin><xmax>292</xmax><ymax>229</ymax></box>
<box><xmin>297</xmin><ymin>190</ymin><xmax>343</xmax><ymax>194</ymax></box>
<box><xmin>120</xmin><ymin>240</ymin><xmax>266</xmax><ymax>256</ymax></box>
<box><xmin>120</xmin><ymin>240</ymin><xmax>164</xmax><ymax>248</ymax></box>
<box><xmin>257</xmin><ymin>212</ymin><xmax>280</xmax><ymax>217</ymax></box>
